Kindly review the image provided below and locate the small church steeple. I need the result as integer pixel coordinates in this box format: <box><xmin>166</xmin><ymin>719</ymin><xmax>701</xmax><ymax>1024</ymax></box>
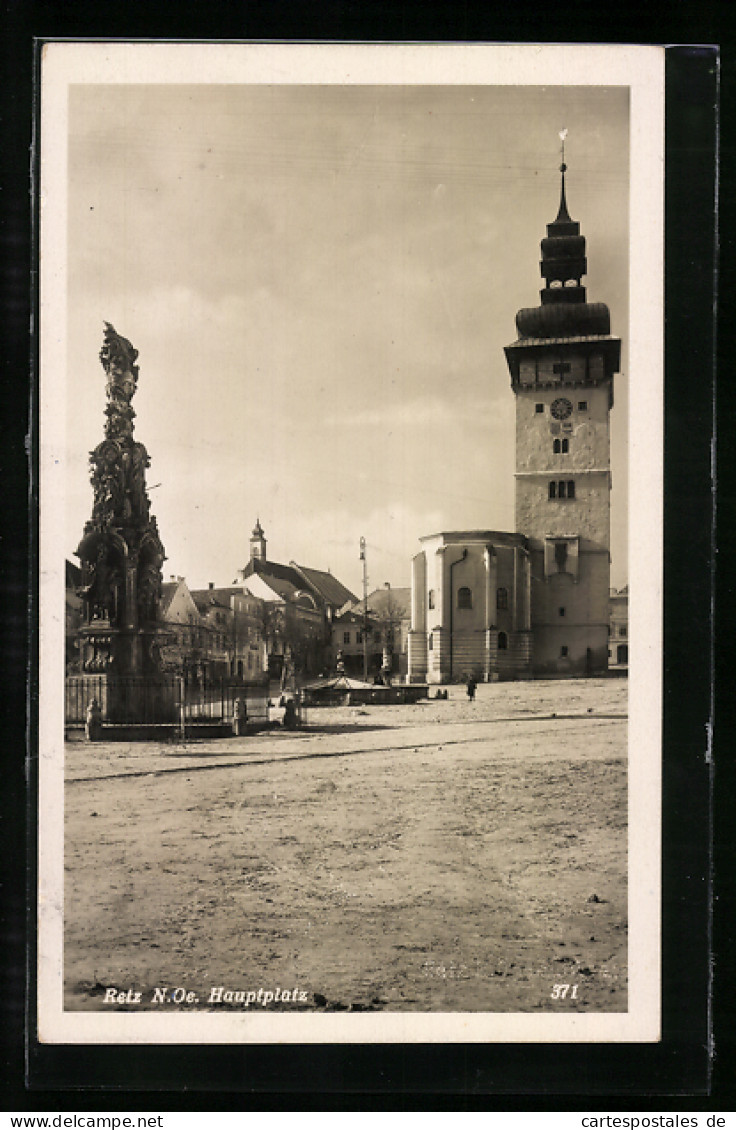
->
<box><xmin>250</xmin><ymin>518</ymin><xmax>267</xmax><ymax>564</ymax></box>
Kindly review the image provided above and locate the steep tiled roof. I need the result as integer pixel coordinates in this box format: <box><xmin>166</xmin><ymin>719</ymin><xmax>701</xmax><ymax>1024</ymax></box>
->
<box><xmin>191</xmin><ymin>586</ymin><xmax>247</xmax><ymax>608</ymax></box>
<box><xmin>333</xmin><ymin>608</ymin><xmax>377</xmax><ymax>627</ymax></box>
<box><xmin>239</xmin><ymin>557</ymin><xmax>356</xmax><ymax>609</ymax></box>
<box><xmin>240</xmin><ymin>558</ymin><xmax>300</xmax><ymax>587</ymax></box>
<box><xmin>352</xmin><ymin>587</ymin><xmax>411</xmax><ymax>620</ymax></box>
<box><xmin>192</xmin><ymin>597</ymin><xmax>230</xmax><ymax>615</ymax></box>
<box><xmin>66</xmin><ymin>559</ymin><xmax>82</xmax><ymax>588</ymax></box>
<box><xmin>291</xmin><ymin>563</ymin><xmax>358</xmax><ymax>608</ymax></box>
<box><xmin>256</xmin><ymin>573</ymin><xmax>302</xmax><ymax>602</ymax></box>
<box><xmin>158</xmin><ymin>581</ymin><xmax>180</xmax><ymax>617</ymax></box>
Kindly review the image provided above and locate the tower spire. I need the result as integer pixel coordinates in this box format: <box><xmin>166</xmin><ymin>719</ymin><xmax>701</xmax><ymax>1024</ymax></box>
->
<box><xmin>505</xmin><ymin>135</ymin><xmax>622</xmax><ymax>354</ymax></box>
<box><xmin>555</xmin><ymin>128</ymin><xmax>572</xmax><ymax>224</ymax></box>
<box><xmin>250</xmin><ymin>517</ymin><xmax>267</xmax><ymax>564</ymax></box>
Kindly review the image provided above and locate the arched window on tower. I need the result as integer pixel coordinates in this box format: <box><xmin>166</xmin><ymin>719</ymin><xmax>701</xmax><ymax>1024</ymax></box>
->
<box><xmin>498</xmin><ymin>631</ymin><xmax>508</xmax><ymax>650</ymax></box>
<box><xmin>553</xmin><ymin>439</ymin><xmax>561</xmax><ymax>454</ymax></box>
<box><xmin>457</xmin><ymin>586</ymin><xmax>472</xmax><ymax>610</ymax></box>
<box><xmin>428</xmin><ymin>589</ymin><xmax>435</xmax><ymax>610</ymax></box>
<box><xmin>561</xmin><ymin>438</ymin><xmax>569</xmax><ymax>453</ymax></box>
<box><xmin>557</xmin><ymin>481</ymin><xmax>567</xmax><ymax>499</ymax></box>
<box><xmin>549</xmin><ymin>481</ymin><xmax>556</xmax><ymax>500</ymax></box>
<box><xmin>567</xmin><ymin>480</ymin><xmax>576</xmax><ymax>499</ymax></box>
<box><xmin>496</xmin><ymin>587</ymin><xmax>508</xmax><ymax>610</ymax></box>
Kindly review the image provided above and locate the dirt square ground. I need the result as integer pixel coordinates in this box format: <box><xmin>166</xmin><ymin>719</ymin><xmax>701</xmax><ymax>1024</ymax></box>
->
<box><xmin>63</xmin><ymin>677</ymin><xmax>627</xmax><ymax>1014</ymax></box>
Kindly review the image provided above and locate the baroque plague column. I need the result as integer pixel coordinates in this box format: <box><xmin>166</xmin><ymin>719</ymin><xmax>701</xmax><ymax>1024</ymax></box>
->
<box><xmin>76</xmin><ymin>324</ymin><xmax>167</xmax><ymax>686</ymax></box>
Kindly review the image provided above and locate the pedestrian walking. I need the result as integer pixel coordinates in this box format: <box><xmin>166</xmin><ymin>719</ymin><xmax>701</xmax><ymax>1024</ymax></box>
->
<box><xmin>466</xmin><ymin>675</ymin><xmax>477</xmax><ymax>702</ymax></box>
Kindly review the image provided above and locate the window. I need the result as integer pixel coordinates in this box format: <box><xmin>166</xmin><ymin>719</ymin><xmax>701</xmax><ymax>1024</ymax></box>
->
<box><xmin>578</xmin><ymin>400</ymin><xmax>588</xmax><ymax>411</ymax></box>
<box><xmin>559</xmin><ymin>607</ymin><xmax>566</xmax><ymax>617</ymax></box>
<box><xmin>457</xmin><ymin>586</ymin><xmax>472</xmax><ymax>610</ymax></box>
<box><xmin>356</xmin><ymin>631</ymin><xmax>362</xmax><ymax>644</ymax></box>
<box><xmin>544</xmin><ymin>536</ymin><xmax>579</xmax><ymax>580</ymax></box>
<box><xmin>496</xmin><ymin>587</ymin><xmax>508</xmax><ymax>610</ymax></box>
<box><xmin>498</xmin><ymin>631</ymin><xmax>508</xmax><ymax>650</ymax></box>
<box><xmin>343</xmin><ymin>631</ymin><xmax>351</xmax><ymax>645</ymax></box>
<box><xmin>550</xmin><ymin>480</ymin><xmax>575</xmax><ymax>500</ymax></box>
<box><xmin>561</xmin><ymin>438</ymin><xmax>569</xmax><ymax>453</ymax></box>
<box><xmin>535</xmin><ymin>403</ymin><xmax>544</xmax><ymax>413</ymax></box>
<box><xmin>552</xmin><ymin>361</ymin><xmax>571</xmax><ymax>376</ymax></box>
<box><xmin>428</xmin><ymin>589</ymin><xmax>435</xmax><ymax>610</ymax></box>
<box><xmin>560</xmin><ymin>646</ymin><xmax>568</xmax><ymax>658</ymax></box>
<box><xmin>619</xmin><ymin>625</ymin><xmax>627</xmax><ymax>638</ymax></box>
<box><xmin>428</xmin><ymin>634</ymin><xmax>433</xmax><ymax>651</ymax></box>
<box><xmin>553</xmin><ymin>438</ymin><xmax>561</xmax><ymax>454</ymax></box>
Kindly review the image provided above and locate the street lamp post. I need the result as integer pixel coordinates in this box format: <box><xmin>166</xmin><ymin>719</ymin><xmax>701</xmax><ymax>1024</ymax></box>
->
<box><xmin>382</xmin><ymin>581</ymin><xmax>394</xmax><ymax>685</ymax></box>
<box><xmin>360</xmin><ymin>537</ymin><xmax>368</xmax><ymax>682</ymax></box>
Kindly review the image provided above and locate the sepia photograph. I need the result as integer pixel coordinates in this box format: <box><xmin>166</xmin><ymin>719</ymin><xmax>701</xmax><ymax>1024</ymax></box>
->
<box><xmin>38</xmin><ymin>42</ymin><xmax>663</xmax><ymax>1045</ymax></box>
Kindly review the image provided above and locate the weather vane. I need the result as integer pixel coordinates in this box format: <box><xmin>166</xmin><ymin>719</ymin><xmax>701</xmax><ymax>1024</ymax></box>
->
<box><xmin>559</xmin><ymin>128</ymin><xmax>568</xmax><ymax>172</ymax></box>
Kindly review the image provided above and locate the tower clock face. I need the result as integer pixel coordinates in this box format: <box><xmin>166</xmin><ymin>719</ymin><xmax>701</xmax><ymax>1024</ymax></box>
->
<box><xmin>550</xmin><ymin>397</ymin><xmax>573</xmax><ymax>421</ymax></box>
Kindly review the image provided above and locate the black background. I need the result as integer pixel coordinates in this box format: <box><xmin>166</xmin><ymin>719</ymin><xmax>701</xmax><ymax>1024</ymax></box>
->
<box><xmin>1</xmin><ymin>0</ymin><xmax>730</xmax><ymax>1111</ymax></box>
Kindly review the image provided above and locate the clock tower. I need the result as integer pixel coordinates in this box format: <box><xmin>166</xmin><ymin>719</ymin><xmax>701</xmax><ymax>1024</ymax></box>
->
<box><xmin>504</xmin><ymin>157</ymin><xmax>621</xmax><ymax>676</ymax></box>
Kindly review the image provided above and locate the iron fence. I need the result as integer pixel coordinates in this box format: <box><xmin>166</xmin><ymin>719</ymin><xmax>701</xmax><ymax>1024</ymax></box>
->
<box><xmin>65</xmin><ymin>674</ymin><xmax>269</xmax><ymax>728</ymax></box>
<box><xmin>180</xmin><ymin>676</ymin><xmax>269</xmax><ymax>726</ymax></box>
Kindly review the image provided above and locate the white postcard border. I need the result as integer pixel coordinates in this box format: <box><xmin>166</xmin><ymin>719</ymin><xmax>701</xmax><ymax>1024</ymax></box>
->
<box><xmin>38</xmin><ymin>41</ymin><xmax>664</xmax><ymax>1045</ymax></box>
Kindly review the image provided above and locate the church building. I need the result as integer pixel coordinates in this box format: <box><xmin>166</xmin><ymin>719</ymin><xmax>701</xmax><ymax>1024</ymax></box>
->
<box><xmin>232</xmin><ymin>518</ymin><xmax>358</xmax><ymax>679</ymax></box>
<box><xmin>408</xmin><ymin>159</ymin><xmax>621</xmax><ymax>682</ymax></box>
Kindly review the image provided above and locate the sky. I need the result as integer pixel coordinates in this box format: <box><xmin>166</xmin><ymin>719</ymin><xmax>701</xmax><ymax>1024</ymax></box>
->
<box><xmin>64</xmin><ymin>82</ymin><xmax>629</xmax><ymax>597</ymax></box>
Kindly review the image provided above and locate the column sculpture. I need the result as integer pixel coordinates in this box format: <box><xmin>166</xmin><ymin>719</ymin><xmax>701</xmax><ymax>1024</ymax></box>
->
<box><xmin>75</xmin><ymin>323</ymin><xmax>167</xmax><ymax>692</ymax></box>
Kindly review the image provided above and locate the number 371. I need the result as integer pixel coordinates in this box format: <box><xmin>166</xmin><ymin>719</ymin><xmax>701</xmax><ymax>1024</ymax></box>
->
<box><xmin>551</xmin><ymin>983</ymin><xmax>578</xmax><ymax>999</ymax></box>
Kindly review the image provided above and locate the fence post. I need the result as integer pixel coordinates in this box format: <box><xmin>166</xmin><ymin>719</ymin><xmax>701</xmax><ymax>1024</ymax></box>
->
<box><xmin>178</xmin><ymin>675</ymin><xmax>186</xmax><ymax>741</ymax></box>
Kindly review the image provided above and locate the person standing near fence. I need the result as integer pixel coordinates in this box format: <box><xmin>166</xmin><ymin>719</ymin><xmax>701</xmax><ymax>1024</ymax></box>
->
<box><xmin>85</xmin><ymin>697</ymin><xmax>102</xmax><ymax>741</ymax></box>
<box><xmin>232</xmin><ymin>695</ymin><xmax>247</xmax><ymax>737</ymax></box>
